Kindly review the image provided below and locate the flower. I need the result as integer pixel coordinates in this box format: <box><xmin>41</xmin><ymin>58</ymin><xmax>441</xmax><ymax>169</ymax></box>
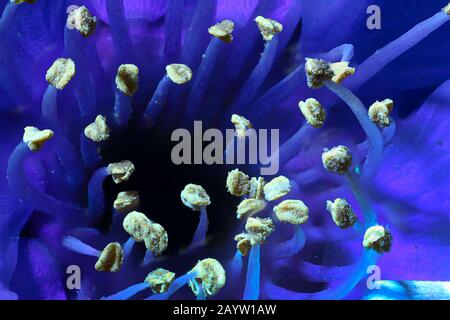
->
<box><xmin>0</xmin><ymin>0</ymin><xmax>449</xmax><ymax>300</ymax></box>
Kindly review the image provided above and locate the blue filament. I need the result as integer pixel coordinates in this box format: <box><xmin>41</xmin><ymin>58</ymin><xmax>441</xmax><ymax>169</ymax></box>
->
<box><xmin>106</xmin><ymin>0</ymin><xmax>132</xmax><ymax>58</ymax></box>
<box><xmin>103</xmin><ymin>282</ymin><xmax>149</xmax><ymax>300</ymax></box>
<box><xmin>188</xmin><ymin>206</ymin><xmax>209</xmax><ymax>250</ymax></box>
<box><xmin>147</xmin><ymin>272</ymin><xmax>195</xmax><ymax>300</ymax></box>
<box><xmin>196</xmin><ymin>287</ymin><xmax>207</xmax><ymax>300</ymax></box>
<box><xmin>41</xmin><ymin>85</ymin><xmax>58</xmax><ymax>121</ymax></box>
<box><xmin>62</xmin><ymin>236</ymin><xmax>101</xmax><ymax>257</ymax></box>
<box><xmin>142</xmin><ymin>251</ymin><xmax>154</xmax><ymax>266</ymax></box>
<box><xmin>144</xmin><ymin>76</ymin><xmax>171</xmax><ymax>127</ymax></box>
<box><xmin>324</xmin><ymin>80</ymin><xmax>383</xmax><ymax>179</ymax></box>
<box><xmin>277</xmin><ymin>124</ymin><xmax>310</xmax><ymax>166</ymax></box>
<box><xmin>80</xmin><ymin>134</ymin><xmax>102</xmax><ymax>170</ymax></box>
<box><xmin>345</xmin><ymin>171</ymin><xmax>376</xmax><ymax>226</ymax></box>
<box><xmin>113</xmin><ymin>91</ymin><xmax>132</xmax><ymax>127</ymax></box>
<box><xmin>229</xmin><ymin>250</ymin><xmax>243</xmax><ymax>280</ymax></box>
<box><xmin>164</xmin><ymin>0</ymin><xmax>184</xmax><ymax>59</ymax></box>
<box><xmin>87</xmin><ymin>167</ymin><xmax>110</xmax><ymax>220</ymax></box>
<box><xmin>123</xmin><ymin>237</ymin><xmax>135</xmax><ymax>259</ymax></box>
<box><xmin>275</xmin><ymin>227</ymin><xmax>305</xmax><ymax>259</ymax></box>
<box><xmin>243</xmin><ymin>244</ymin><xmax>261</xmax><ymax>300</ymax></box>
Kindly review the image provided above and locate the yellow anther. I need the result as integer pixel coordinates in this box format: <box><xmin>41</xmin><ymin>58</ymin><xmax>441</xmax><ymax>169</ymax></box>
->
<box><xmin>234</xmin><ymin>233</ymin><xmax>252</xmax><ymax>256</ymax></box>
<box><xmin>363</xmin><ymin>225</ymin><xmax>393</xmax><ymax>254</ymax></box>
<box><xmin>236</xmin><ymin>198</ymin><xmax>266</xmax><ymax>220</ymax></box>
<box><xmin>208</xmin><ymin>20</ymin><xmax>235</xmax><ymax>43</ymax></box>
<box><xmin>231</xmin><ymin>114</ymin><xmax>253</xmax><ymax>138</ymax></box>
<box><xmin>304</xmin><ymin>58</ymin><xmax>334</xmax><ymax>89</ymax></box>
<box><xmin>116</xmin><ymin>64</ymin><xmax>139</xmax><ymax>96</ymax></box>
<box><xmin>95</xmin><ymin>242</ymin><xmax>124</xmax><ymax>272</ymax></box>
<box><xmin>189</xmin><ymin>258</ymin><xmax>226</xmax><ymax>297</ymax></box>
<box><xmin>299</xmin><ymin>98</ymin><xmax>327</xmax><ymax>128</ymax></box>
<box><xmin>254</xmin><ymin>16</ymin><xmax>283</xmax><ymax>41</ymax></box>
<box><xmin>144</xmin><ymin>222</ymin><xmax>168</xmax><ymax>256</ymax></box>
<box><xmin>330</xmin><ymin>62</ymin><xmax>355</xmax><ymax>84</ymax></box>
<box><xmin>368</xmin><ymin>99</ymin><xmax>394</xmax><ymax>128</ymax></box>
<box><xmin>84</xmin><ymin>115</ymin><xmax>110</xmax><ymax>142</ymax></box>
<box><xmin>273</xmin><ymin>200</ymin><xmax>309</xmax><ymax>225</ymax></box>
<box><xmin>443</xmin><ymin>2</ymin><xmax>450</xmax><ymax>15</ymax></box>
<box><xmin>67</xmin><ymin>5</ymin><xmax>97</xmax><ymax>37</ymax></box>
<box><xmin>145</xmin><ymin>268</ymin><xmax>176</xmax><ymax>294</ymax></box>
<box><xmin>226</xmin><ymin>169</ymin><xmax>250</xmax><ymax>196</ymax></box>
<box><xmin>166</xmin><ymin>64</ymin><xmax>192</xmax><ymax>84</ymax></box>
<box><xmin>326</xmin><ymin>198</ymin><xmax>357</xmax><ymax>229</ymax></box>
<box><xmin>181</xmin><ymin>184</ymin><xmax>211</xmax><ymax>211</ymax></box>
<box><xmin>113</xmin><ymin>191</ymin><xmax>140</xmax><ymax>214</ymax></box>
<box><xmin>322</xmin><ymin>145</ymin><xmax>352</xmax><ymax>174</ymax></box>
<box><xmin>46</xmin><ymin>58</ymin><xmax>75</xmax><ymax>90</ymax></box>
<box><xmin>263</xmin><ymin>175</ymin><xmax>291</xmax><ymax>201</ymax></box>
<box><xmin>245</xmin><ymin>217</ymin><xmax>275</xmax><ymax>245</ymax></box>
<box><xmin>247</xmin><ymin>176</ymin><xmax>265</xmax><ymax>200</ymax></box>
<box><xmin>23</xmin><ymin>126</ymin><xmax>54</xmax><ymax>151</ymax></box>
<box><xmin>107</xmin><ymin>160</ymin><xmax>135</xmax><ymax>184</ymax></box>
<box><xmin>122</xmin><ymin>211</ymin><xmax>152</xmax><ymax>242</ymax></box>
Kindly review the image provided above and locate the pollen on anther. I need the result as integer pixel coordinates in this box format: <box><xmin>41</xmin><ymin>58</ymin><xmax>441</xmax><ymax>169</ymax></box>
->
<box><xmin>144</xmin><ymin>222</ymin><xmax>168</xmax><ymax>256</ymax></box>
<box><xmin>234</xmin><ymin>233</ymin><xmax>252</xmax><ymax>256</ymax></box>
<box><xmin>443</xmin><ymin>2</ymin><xmax>450</xmax><ymax>15</ymax></box>
<box><xmin>208</xmin><ymin>20</ymin><xmax>235</xmax><ymax>43</ymax></box>
<box><xmin>368</xmin><ymin>99</ymin><xmax>394</xmax><ymax>128</ymax></box>
<box><xmin>145</xmin><ymin>268</ymin><xmax>176</xmax><ymax>294</ymax></box>
<box><xmin>95</xmin><ymin>242</ymin><xmax>124</xmax><ymax>272</ymax></box>
<box><xmin>245</xmin><ymin>217</ymin><xmax>275</xmax><ymax>245</ymax></box>
<box><xmin>263</xmin><ymin>175</ymin><xmax>291</xmax><ymax>201</ymax></box>
<box><xmin>231</xmin><ymin>114</ymin><xmax>253</xmax><ymax>139</ymax></box>
<box><xmin>304</xmin><ymin>58</ymin><xmax>334</xmax><ymax>89</ymax></box>
<box><xmin>46</xmin><ymin>58</ymin><xmax>75</xmax><ymax>90</ymax></box>
<box><xmin>254</xmin><ymin>16</ymin><xmax>283</xmax><ymax>41</ymax></box>
<box><xmin>84</xmin><ymin>115</ymin><xmax>110</xmax><ymax>142</ymax></box>
<box><xmin>189</xmin><ymin>258</ymin><xmax>226</xmax><ymax>297</ymax></box>
<box><xmin>226</xmin><ymin>169</ymin><xmax>250</xmax><ymax>196</ymax></box>
<box><xmin>107</xmin><ymin>160</ymin><xmax>135</xmax><ymax>184</ymax></box>
<box><xmin>67</xmin><ymin>5</ymin><xmax>97</xmax><ymax>37</ymax></box>
<box><xmin>236</xmin><ymin>198</ymin><xmax>266</xmax><ymax>220</ymax></box>
<box><xmin>330</xmin><ymin>62</ymin><xmax>355</xmax><ymax>84</ymax></box>
<box><xmin>273</xmin><ymin>200</ymin><xmax>309</xmax><ymax>225</ymax></box>
<box><xmin>326</xmin><ymin>198</ymin><xmax>357</xmax><ymax>229</ymax></box>
<box><xmin>122</xmin><ymin>211</ymin><xmax>152</xmax><ymax>242</ymax></box>
<box><xmin>299</xmin><ymin>98</ymin><xmax>327</xmax><ymax>128</ymax></box>
<box><xmin>180</xmin><ymin>184</ymin><xmax>211</xmax><ymax>211</ymax></box>
<box><xmin>113</xmin><ymin>191</ymin><xmax>140</xmax><ymax>214</ymax></box>
<box><xmin>322</xmin><ymin>145</ymin><xmax>352</xmax><ymax>174</ymax></box>
<box><xmin>23</xmin><ymin>126</ymin><xmax>54</xmax><ymax>151</ymax></box>
<box><xmin>248</xmin><ymin>177</ymin><xmax>265</xmax><ymax>200</ymax></box>
<box><xmin>166</xmin><ymin>64</ymin><xmax>193</xmax><ymax>85</ymax></box>
<box><xmin>116</xmin><ymin>64</ymin><xmax>139</xmax><ymax>96</ymax></box>
<box><xmin>363</xmin><ymin>225</ymin><xmax>393</xmax><ymax>254</ymax></box>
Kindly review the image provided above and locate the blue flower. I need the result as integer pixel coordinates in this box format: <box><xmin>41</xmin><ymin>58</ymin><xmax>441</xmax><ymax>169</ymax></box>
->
<box><xmin>0</xmin><ymin>0</ymin><xmax>449</xmax><ymax>300</ymax></box>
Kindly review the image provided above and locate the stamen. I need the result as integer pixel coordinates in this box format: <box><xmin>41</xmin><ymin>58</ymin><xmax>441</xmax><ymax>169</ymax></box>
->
<box><xmin>234</xmin><ymin>233</ymin><xmax>252</xmax><ymax>256</ymax></box>
<box><xmin>144</xmin><ymin>222</ymin><xmax>168</xmax><ymax>256</ymax></box>
<box><xmin>67</xmin><ymin>5</ymin><xmax>96</xmax><ymax>38</ymax></box>
<box><xmin>45</xmin><ymin>58</ymin><xmax>76</xmax><ymax>90</ymax></box>
<box><xmin>330</xmin><ymin>62</ymin><xmax>355</xmax><ymax>84</ymax></box>
<box><xmin>326</xmin><ymin>198</ymin><xmax>358</xmax><ymax>229</ymax></box>
<box><xmin>263</xmin><ymin>175</ymin><xmax>291</xmax><ymax>201</ymax></box>
<box><xmin>189</xmin><ymin>258</ymin><xmax>226</xmax><ymax>297</ymax></box>
<box><xmin>146</xmin><ymin>268</ymin><xmax>176</xmax><ymax>294</ymax></box>
<box><xmin>273</xmin><ymin>200</ymin><xmax>309</xmax><ymax>225</ymax></box>
<box><xmin>444</xmin><ymin>3</ymin><xmax>450</xmax><ymax>15</ymax></box>
<box><xmin>180</xmin><ymin>183</ymin><xmax>211</xmax><ymax>211</ymax></box>
<box><xmin>368</xmin><ymin>99</ymin><xmax>394</xmax><ymax>128</ymax></box>
<box><xmin>147</xmin><ymin>272</ymin><xmax>195</xmax><ymax>300</ymax></box>
<box><xmin>166</xmin><ymin>64</ymin><xmax>193</xmax><ymax>85</ymax></box>
<box><xmin>22</xmin><ymin>126</ymin><xmax>54</xmax><ymax>151</ymax></box>
<box><xmin>363</xmin><ymin>225</ymin><xmax>393</xmax><ymax>254</ymax></box>
<box><xmin>298</xmin><ymin>98</ymin><xmax>327</xmax><ymax>128</ymax></box>
<box><xmin>115</xmin><ymin>64</ymin><xmax>139</xmax><ymax>97</ymax></box>
<box><xmin>106</xmin><ymin>0</ymin><xmax>132</xmax><ymax>57</ymax></box>
<box><xmin>122</xmin><ymin>211</ymin><xmax>152</xmax><ymax>242</ymax></box>
<box><xmin>107</xmin><ymin>160</ymin><xmax>135</xmax><ymax>184</ymax></box>
<box><xmin>226</xmin><ymin>169</ymin><xmax>250</xmax><ymax>196</ymax></box>
<box><xmin>231</xmin><ymin>114</ymin><xmax>253</xmax><ymax>139</ymax></box>
<box><xmin>304</xmin><ymin>58</ymin><xmax>334</xmax><ymax>89</ymax></box>
<box><xmin>208</xmin><ymin>20</ymin><xmax>234</xmax><ymax>43</ymax></box>
<box><xmin>254</xmin><ymin>16</ymin><xmax>283</xmax><ymax>42</ymax></box>
<box><xmin>95</xmin><ymin>242</ymin><xmax>124</xmax><ymax>272</ymax></box>
<box><xmin>236</xmin><ymin>199</ymin><xmax>266</xmax><ymax>220</ymax></box>
<box><xmin>187</xmin><ymin>206</ymin><xmax>209</xmax><ymax>249</ymax></box>
<box><xmin>247</xmin><ymin>177</ymin><xmax>265</xmax><ymax>200</ymax></box>
<box><xmin>275</xmin><ymin>227</ymin><xmax>306</xmax><ymax>259</ymax></box>
<box><xmin>84</xmin><ymin>115</ymin><xmax>110</xmax><ymax>142</ymax></box>
<box><xmin>113</xmin><ymin>191</ymin><xmax>140</xmax><ymax>214</ymax></box>
<box><xmin>245</xmin><ymin>217</ymin><xmax>275</xmax><ymax>245</ymax></box>
<box><xmin>321</xmin><ymin>145</ymin><xmax>352</xmax><ymax>174</ymax></box>
<box><xmin>243</xmin><ymin>244</ymin><xmax>261</xmax><ymax>300</ymax></box>
<box><xmin>87</xmin><ymin>167</ymin><xmax>110</xmax><ymax>220</ymax></box>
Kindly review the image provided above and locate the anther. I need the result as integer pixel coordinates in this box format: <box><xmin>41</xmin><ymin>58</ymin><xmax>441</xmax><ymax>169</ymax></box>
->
<box><xmin>113</xmin><ymin>191</ymin><xmax>140</xmax><ymax>214</ymax></box>
<box><xmin>236</xmin><ymin>199</ymin><xmax>266</xmax><ymax>220</ymax></box>
<box><xmin>330</xmin><ymin>62</ymin><xmax>355</xmax><ymax>84</ymax></box>
<box><xmin>145</xmin><ymin>268</ymin><xmax>176</xmax><ymax>294</ymax></box>
<box><xmin>189</xmin><ymin>258</ymin><xmax>226</xmax><ymax>297</ymax></box>
<box><xmin>67</xmin><ymin>5</ymin><xmax>97</xmax><ymax>37</ymax></box>
<box><xmin>273</xmin><ymin>200</ymin><xmax>309</xmax><ymax>225</ymax></box>
<box><xmin>180</xmin><ymin>184</ymin><xmax>211</xmax><ymax>211</ymax></box>
<box><xmin>368</xmin><ymin>99</ymin><xmax>394</xmax><ymax>128</ymax></box>
<box><xmin>95</xmin><ymin>242</ymin><xmax>124</xmax><ymax>272</ymax></box>
<box><xmin>122</xmin><ymin>211</ymin><xmax>152</xmax><ymax>242</ymax></box>
<box><xmin>298</xmin><ymin>98</ymin><xmax>327</xmax><ymax>128</ymax></box>
<box><xmin>116</xmin><ymin>64</ymin><xmax>139</xmax><ymax>96</ymax></box>
<box><xmin>84</xmin><ymin>115</ymin><xmax>110</xmax><ymax>142</ymax></box>
<box><xmin>166</xmin><ymin>64</ymin><xmax>192</xmax><ymax>84</ymax></box>
<box><xmin>107</xmin><ymin>160</ymin><xmax>135</xmax><ymax>184</ymax></box>
<box><xmin>12</xmin><ymin>0</ymin><xmax>36</xmax><ymax>3</ymax></box>
<box><xmin>245</xmin><ymin>217</ymin><xmax>275</xmax><ymax>245</ymax></box>
<box><xmin>322</xmin><ymin>145</ymin><xmax>352</xmax><ymax>174</ymax></box>
<box><xmin>254</xmin><ymin>16</ymin><xmax>283</xmax><ymax>41</ymax></box>
<box><xmin>144</xmin><ymin>222</ymin><xmax>168</xmax><ymax>256</ymax></box>
<box><xmin>22</xmin><ymin>126</ymin><xmax>54</xmax><ymax>151</ymax></box>
<box><xmin>443</xmin><ymin>2</ymin><xmax>450</xmax><ymax>15</ymax></box>
<box><xmin>226</xmin><ymin>169</ymin><xmax>250</xmax><ymax>196</ymax></box>
<box><xmin>208</xmin><ymin>20</ymin><xmax>235</xmax><ymax>43</ymax></box>
<box><xmin>231</xmin><ymin>114</ymin><xmax>253</xmax><ymax>138</ymax></box>
<box><xmin>263</xmin><ymin>175</ymin><xmax>291</xmax><ymax>201</ymax></box>
<box><xmin>304</xmin><ymin>58</ymin><xmax>334</xmax><ymax>89</ymax></box>
<box><xmin>363</xmin><ymin>225</ymin><xmax>393</xmax><ymax>254</ymax></box>
<box><xmin>46</xmin><ymin>58</ymin><xmax>76</xmax><ymax>90</ymax></box>
<box><xmin>326</xmin><ymin>198</ymin><xmax>357</xmax><ymax>229</ymax></box>
<box><xmin>247</xmin><ymin>177</ymin><xmax>265</xmax><ymax>200</ymax></box>
<box><xmin>234</xmin><ymin>233</ymin><xmax>252</xmax><ymax>256</ymax></box>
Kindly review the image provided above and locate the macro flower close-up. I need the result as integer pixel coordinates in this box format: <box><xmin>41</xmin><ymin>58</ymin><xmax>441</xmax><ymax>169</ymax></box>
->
<box><xmin>0</xmin><ymin>0</ymin><xmax>449</xmax><ymax>302</ymax></box>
